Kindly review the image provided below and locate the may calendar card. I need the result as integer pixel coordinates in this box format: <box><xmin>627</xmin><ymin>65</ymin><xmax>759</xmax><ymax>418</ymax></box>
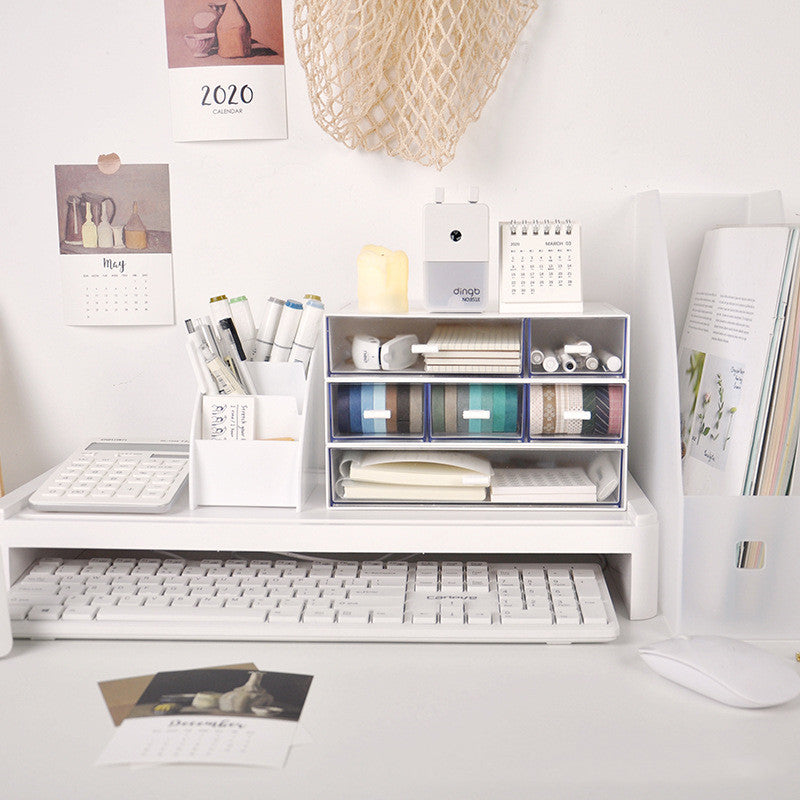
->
<box><xmin>163</xmin><ymin>0</ymin><xmax>287</xmax><ymax>141</ymax></box>
<box><xmin>97</xmin><ymin>667</ymin><xmax>313</xmax><ymax>768</ymax></box>
<box><xmin>54</xmin><ymin>163</ymin><xmax>174</xmax><ymax>326</ymax></box>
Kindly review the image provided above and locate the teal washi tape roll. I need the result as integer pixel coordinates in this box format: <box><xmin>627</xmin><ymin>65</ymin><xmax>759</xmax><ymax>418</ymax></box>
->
<box><xmin>505</xmin><ymin>384</ymin><xmax>519</xmax><ymax>435</ymax></box>
<box><xmin>467</xmin><ymin>384</ymin><xmax>481</xmax><ymax>435</ymax></box>
<box><xmin>492</xmin><ymin>384</ymin><xmax>506</xmax><ymax>433</ymax></box>
<box><xmin>481</xmin><ymin>384</ymin><xmax>494</xmax><ymax>434</ymax></box>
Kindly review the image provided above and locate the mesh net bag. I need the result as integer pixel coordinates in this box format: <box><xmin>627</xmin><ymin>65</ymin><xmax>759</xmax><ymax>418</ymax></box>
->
<box><xmin>294</xmin><ymin>0</ymin><xmax>538</xmax><ymax>169</ymax></box>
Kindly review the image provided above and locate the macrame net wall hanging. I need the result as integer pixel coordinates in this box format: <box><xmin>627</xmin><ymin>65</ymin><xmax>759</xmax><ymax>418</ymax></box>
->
<box><xmin>294</xmin><ymin>0</ymin><xmax>539</xmax><ymax>169</ymax></box>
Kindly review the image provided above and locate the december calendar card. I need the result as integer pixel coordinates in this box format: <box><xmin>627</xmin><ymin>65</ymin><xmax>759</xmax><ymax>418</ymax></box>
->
<box><xmin>163</xmin><ymin>0</ymin><xmax>287</xmax><ymax>141</ymax></box>
<box><xmin>54</xmin><ymin>162</ymin><xmax>175</xmax><ymax>326</ymax></box>
<box><xmin>97</xmin><ymin>668</ymin><xmax>313</xmax><ymax>768</ymax></box>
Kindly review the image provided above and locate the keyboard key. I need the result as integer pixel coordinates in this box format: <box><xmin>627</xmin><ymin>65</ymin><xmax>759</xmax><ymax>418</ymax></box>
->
<box><xmin>28</xmin><ymin>605</ymin><xmax>64</xmax><ymax>621</ymax></box>
<box><xmin>97</xmin><ymin>605</ymin><xmax>267</xmax><ymax>623</ymax></box>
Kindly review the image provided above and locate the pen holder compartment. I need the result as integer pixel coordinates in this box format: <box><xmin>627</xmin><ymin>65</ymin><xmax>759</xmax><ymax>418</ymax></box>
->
<box><xmin>528</xmin><ymin>383</ymin><xmax>625</xmax><ymax>441</ymax></box>
<box><xmin>428</xmin><ymin>383</ymin><xmax>523</xmax><ymax>440</ymax></box>
<box><xmin>328</xmin><ymin>382</ymin><xmax>425</xmax><ymax>439</ymax></box>
<box><xmin>189</xmin><ymin>357</ymin><xmax>317</xmax><ymax>509</ymax></box>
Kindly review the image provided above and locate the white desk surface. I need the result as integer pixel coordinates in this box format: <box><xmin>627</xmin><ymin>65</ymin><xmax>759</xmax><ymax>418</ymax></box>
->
<box><xmin>1</xmin><ymin>614</ymin><xmax>799</xmax><ymax>800</ymax></box>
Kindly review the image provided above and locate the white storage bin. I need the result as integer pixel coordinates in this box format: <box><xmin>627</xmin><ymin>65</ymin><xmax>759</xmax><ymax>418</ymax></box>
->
<box><xmin>189</xmin><ymin>357</ymin><xmax>318</xmax><ymax>509</ymax></box>
<box><xmin>632</xmin><ymin>189</ymin><xmax>800</xmax><ymax>637</ymax></box>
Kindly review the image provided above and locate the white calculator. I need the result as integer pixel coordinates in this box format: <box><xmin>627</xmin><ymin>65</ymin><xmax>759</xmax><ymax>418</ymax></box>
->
<box><xmin>28</xmin><ymin>440</ymin><xmax>190</xmax><ymax>514</ymax></box>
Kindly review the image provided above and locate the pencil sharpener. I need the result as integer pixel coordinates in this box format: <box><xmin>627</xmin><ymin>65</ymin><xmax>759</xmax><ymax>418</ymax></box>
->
<box><xmin>423</xmin><ymin>186</ymin><xmax>489</xmax><ymax>312</ymax></box>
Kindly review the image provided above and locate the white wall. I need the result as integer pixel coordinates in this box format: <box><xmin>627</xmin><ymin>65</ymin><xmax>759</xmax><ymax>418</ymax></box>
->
<box><xmin>2</xmin><ymin>0</ymin><xmax>799</xmax><ymax>491</ymax></box>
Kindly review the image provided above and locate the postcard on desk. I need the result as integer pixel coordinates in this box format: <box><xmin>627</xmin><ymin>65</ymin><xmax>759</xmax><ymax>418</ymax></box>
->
<box><xmin>162</xmin><ymin>0</ymin><xmax>288</xmax><ymax>141</ymax></box>
<box><xmin>97</xmin><ymin>667</ymin><xmax>313</xmax><ymax>768</ymax></box>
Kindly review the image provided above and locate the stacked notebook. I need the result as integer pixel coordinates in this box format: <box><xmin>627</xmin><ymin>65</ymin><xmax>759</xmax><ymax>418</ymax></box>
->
<box><xmin>334</xmin><ymin>451</ymin><xmax>492</xmax><ymax>502</ymax></box>
<box><xmin>415</xmin><ymin>324</ymin><xmax>522</xmax><ymax>373</ymax></box>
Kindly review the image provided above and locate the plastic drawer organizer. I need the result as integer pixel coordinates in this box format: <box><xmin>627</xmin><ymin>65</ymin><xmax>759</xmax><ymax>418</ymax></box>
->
<box><xmin>325</xmin><ymin>306</ymin><xmax>630</xmax><ymax>510</ymax></box>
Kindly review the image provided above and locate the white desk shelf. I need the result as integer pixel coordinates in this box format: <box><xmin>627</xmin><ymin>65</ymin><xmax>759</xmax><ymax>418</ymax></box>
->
<box><xmin>0</xmin><ymin>471</ymin><xmax>658</xmax><ymax>620</ymax></box>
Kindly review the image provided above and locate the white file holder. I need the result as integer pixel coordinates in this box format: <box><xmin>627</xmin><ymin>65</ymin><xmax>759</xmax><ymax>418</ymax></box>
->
<box><xmin>631</xmin><ymin>188</ymin><xmax>800</xmax><ymax>638</ymax></box>
<box><xmin>189</xmin><ymin>354</ymin><xmax>319</xmax><ymax>509</ymax></box>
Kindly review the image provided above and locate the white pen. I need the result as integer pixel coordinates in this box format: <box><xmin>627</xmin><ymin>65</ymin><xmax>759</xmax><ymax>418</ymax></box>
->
<box><xmin>254</xmin><ymin>296</ymin><xmax>284</xmax><ymax>361</ymax></box>
<box><xmin>289</xmin><ymin>298</ymin><xmax>325</xmax><ymax>372</ymax></box>
<box><xmin>199</xmin><ymin>343</ymin><xmax>246</xmax><ymax>394</ymax></box>
<box><xmin>269</xmin><ymin>299</ymin><xmax>304</xmax><ymax>362</ymax></box>
<box><xmin>229</xmin><ymin>296</ymin><xmax>257</xmax><ymax>359</ymax></box>
<box><xmin>185</xmin><ymin>321</ymin><xmax>218</xmax><ymax>395</ymax></box>
<box><xmin>220</xmin><ymin>322</ymin><xmax>257</xmax><ymax>394</ymax></box>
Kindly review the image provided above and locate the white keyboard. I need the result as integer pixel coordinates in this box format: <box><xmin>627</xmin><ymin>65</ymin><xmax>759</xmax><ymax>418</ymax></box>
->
<box><xmin>27</xmin><ymin>441</ymin><xmax>189</xmax><ymax>514</ymax></box>
<box><xmin>8</xmin><ymin>555</ymin><xmax>619</xmax><ymax>643</ymax></box>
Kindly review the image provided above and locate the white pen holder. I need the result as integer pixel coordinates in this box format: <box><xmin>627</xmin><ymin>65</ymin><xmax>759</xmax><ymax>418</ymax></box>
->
<box><xmin>189</xmin><ymin>353</ymin><xmax>319</xmax><ymax>509</ymax></box>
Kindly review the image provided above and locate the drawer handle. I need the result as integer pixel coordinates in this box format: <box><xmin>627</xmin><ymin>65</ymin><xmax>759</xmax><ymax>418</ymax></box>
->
<box><xmin>463</xmin><ymin>409</ymin><xmax>491</xmax><ymax>420</ymax></box>
<box><xmin>563</xmin><ymin>410</ymin><xmax>591</xmax><ymax>420</ymax></box>
<box><xmin>363</xmin><ymin>409</ymin><xmax>391</xmax><ymax>420</ymax></box>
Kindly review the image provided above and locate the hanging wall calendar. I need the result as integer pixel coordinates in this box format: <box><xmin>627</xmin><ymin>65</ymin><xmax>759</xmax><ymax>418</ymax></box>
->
<box><xmin>163</xmin><ymin>0</ymin><xmax>287</xmax><ymax>141</ymax></box>
<box><xmin>54</xmin><ymin>161</ymin><xmax>175</xmax><ymax>326</ymax></box>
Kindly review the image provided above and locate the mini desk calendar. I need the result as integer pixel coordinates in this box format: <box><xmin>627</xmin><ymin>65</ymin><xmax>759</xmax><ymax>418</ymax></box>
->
<box><xmin>60</xmin><ymin>254</ymin><xmax>174</xmax><ymax>326</ymax></box>
<box><xmin>499</xmin><ymin>220</ymin><xmax>583</xmax><ymax>312</ymax></box>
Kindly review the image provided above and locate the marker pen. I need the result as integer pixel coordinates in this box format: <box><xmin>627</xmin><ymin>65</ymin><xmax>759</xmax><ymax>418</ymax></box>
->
<box><xmin>254</xmin><ymin>297</ymin><xmax>284</xmax><ymax>361</ymax></box>
<box><xmin>558</xmin><ymin>350</ymin><xmax>577</xmax><ymax>372</ymax></box>
<box><xmin>541</xmin><ymin>349</ymin><xmax>559</xmax><ymax>373</ymax></box>
<box><xmin>597</xmin><ymin>349</ymin><xmax>623</xmax><ymax>373</ymax></box>
<box><xmin>289</xmin><ymin>298</ymin><xmax>325</xmax><ymax>372</ymax></box>
<box><xmin>209</xmin><ymin>295</ymin><xmax>231</xmax><ymax>338</ymax></box>
<box><xmin>269</xmin><ymin>299</ymin><xmax>304</xmax><ymax>362</ymax></box>
<box><xmin>583</xmin><ymin>353</ymin><xmax>600</xmax><ymax>371</ymax></box>
<box><xmin>229</xmin><ymin>296</ymin><xmax>257</xmax><ymax>359</ymax></box>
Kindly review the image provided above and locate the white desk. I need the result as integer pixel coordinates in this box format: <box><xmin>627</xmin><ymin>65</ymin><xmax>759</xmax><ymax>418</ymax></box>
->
<box><xmin>1</xmin><ymin>614</ymin><xmax>799</xmax><ymax>800</ymax></box>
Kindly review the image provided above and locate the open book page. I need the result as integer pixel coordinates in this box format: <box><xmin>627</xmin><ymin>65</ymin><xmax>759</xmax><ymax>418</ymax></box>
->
<box><xmin>678</xmin><ymin>226</ymin><xmax>796</xmax><ymax>495</ymax></box>
<box><xmin>338</xmin><ymin>450</ymin><xmax>493</xmax><ymax>486</ymax></box>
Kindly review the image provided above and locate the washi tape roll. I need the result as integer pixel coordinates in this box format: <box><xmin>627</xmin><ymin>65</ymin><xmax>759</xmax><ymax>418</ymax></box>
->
<box><xmin>529</xmin><ymin>384</ymin><xmax>543</xmax><ymax>435</ymax></box>
<box><xmin>336</xmin><ymin>384</ymin><xmax>351</xmax><ymax>435</ymax></box>
<box><xmin>431</xmin><ymin>384</ymin><xmax>445</xmax><ymax>434</ymax></box>
<box><xmin>480</xmin><ymin>384</ymin><xmax>494</xmax><ymax>434</ymax></box>
<box><xmin>372</xmin><ymin>383</ymin><xmax>387</xmax><ymax>435</ymax></box>
<box><xmin>505</xmin><ymin>385</ymin><xmax>519</xmax><ymax>435</ymax></box>
<box><xmin>397</xmin><ymin>384</ymin><xmax>410</xmax><ymax>434</ymax></box>
<box><xmin>608</xmin><ymin>384</ymin><xmax>624</xmax><ymax>437</ymax></box>
<box><xmin>386</xmin><ymin>383</ymin><xmax>398</xmax><ymax>434</ymax></box>
<box><xmin>360</xmin><ymin>383</ymin><xmax>374</xmax><ymax>435</ymax></box>
<box><xmin>542</xmin><ymin>384</ymin><xmax>557</xmax><ymax>435</ymax></box>
<box><xmin>445</xmin><ymin>384</ymin><xmax>458</xmax><ymax>435</ymax></box>
<box><xmin>493</xmin><ymin>384</ymin><xmax>507</xmax><ymax>433</ymax></box>
<box><xmin>593</xmin><ymin>385</ymin><xmax>610</xmax><ymax>436</ymax></box>
<box><xmin>457</xmin><ymin>384</ymin><xmax>470</xmax><ymax>435</ymax></box>
<box><xmin>409</xmin><ymin>384</ymin><xmax>423</xmax><ymax>435</ymax></box>
<box><xmin>581</xmin><ymin>384</ymin><xmax>597</xmax><ymax>436</ymax></box>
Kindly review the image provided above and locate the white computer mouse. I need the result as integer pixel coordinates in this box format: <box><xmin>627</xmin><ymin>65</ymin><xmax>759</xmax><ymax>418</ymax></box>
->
<box><xmin>639</xmin><ymin>635</ymin><xmax>800</xmax><ymax>708</ymax></box>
